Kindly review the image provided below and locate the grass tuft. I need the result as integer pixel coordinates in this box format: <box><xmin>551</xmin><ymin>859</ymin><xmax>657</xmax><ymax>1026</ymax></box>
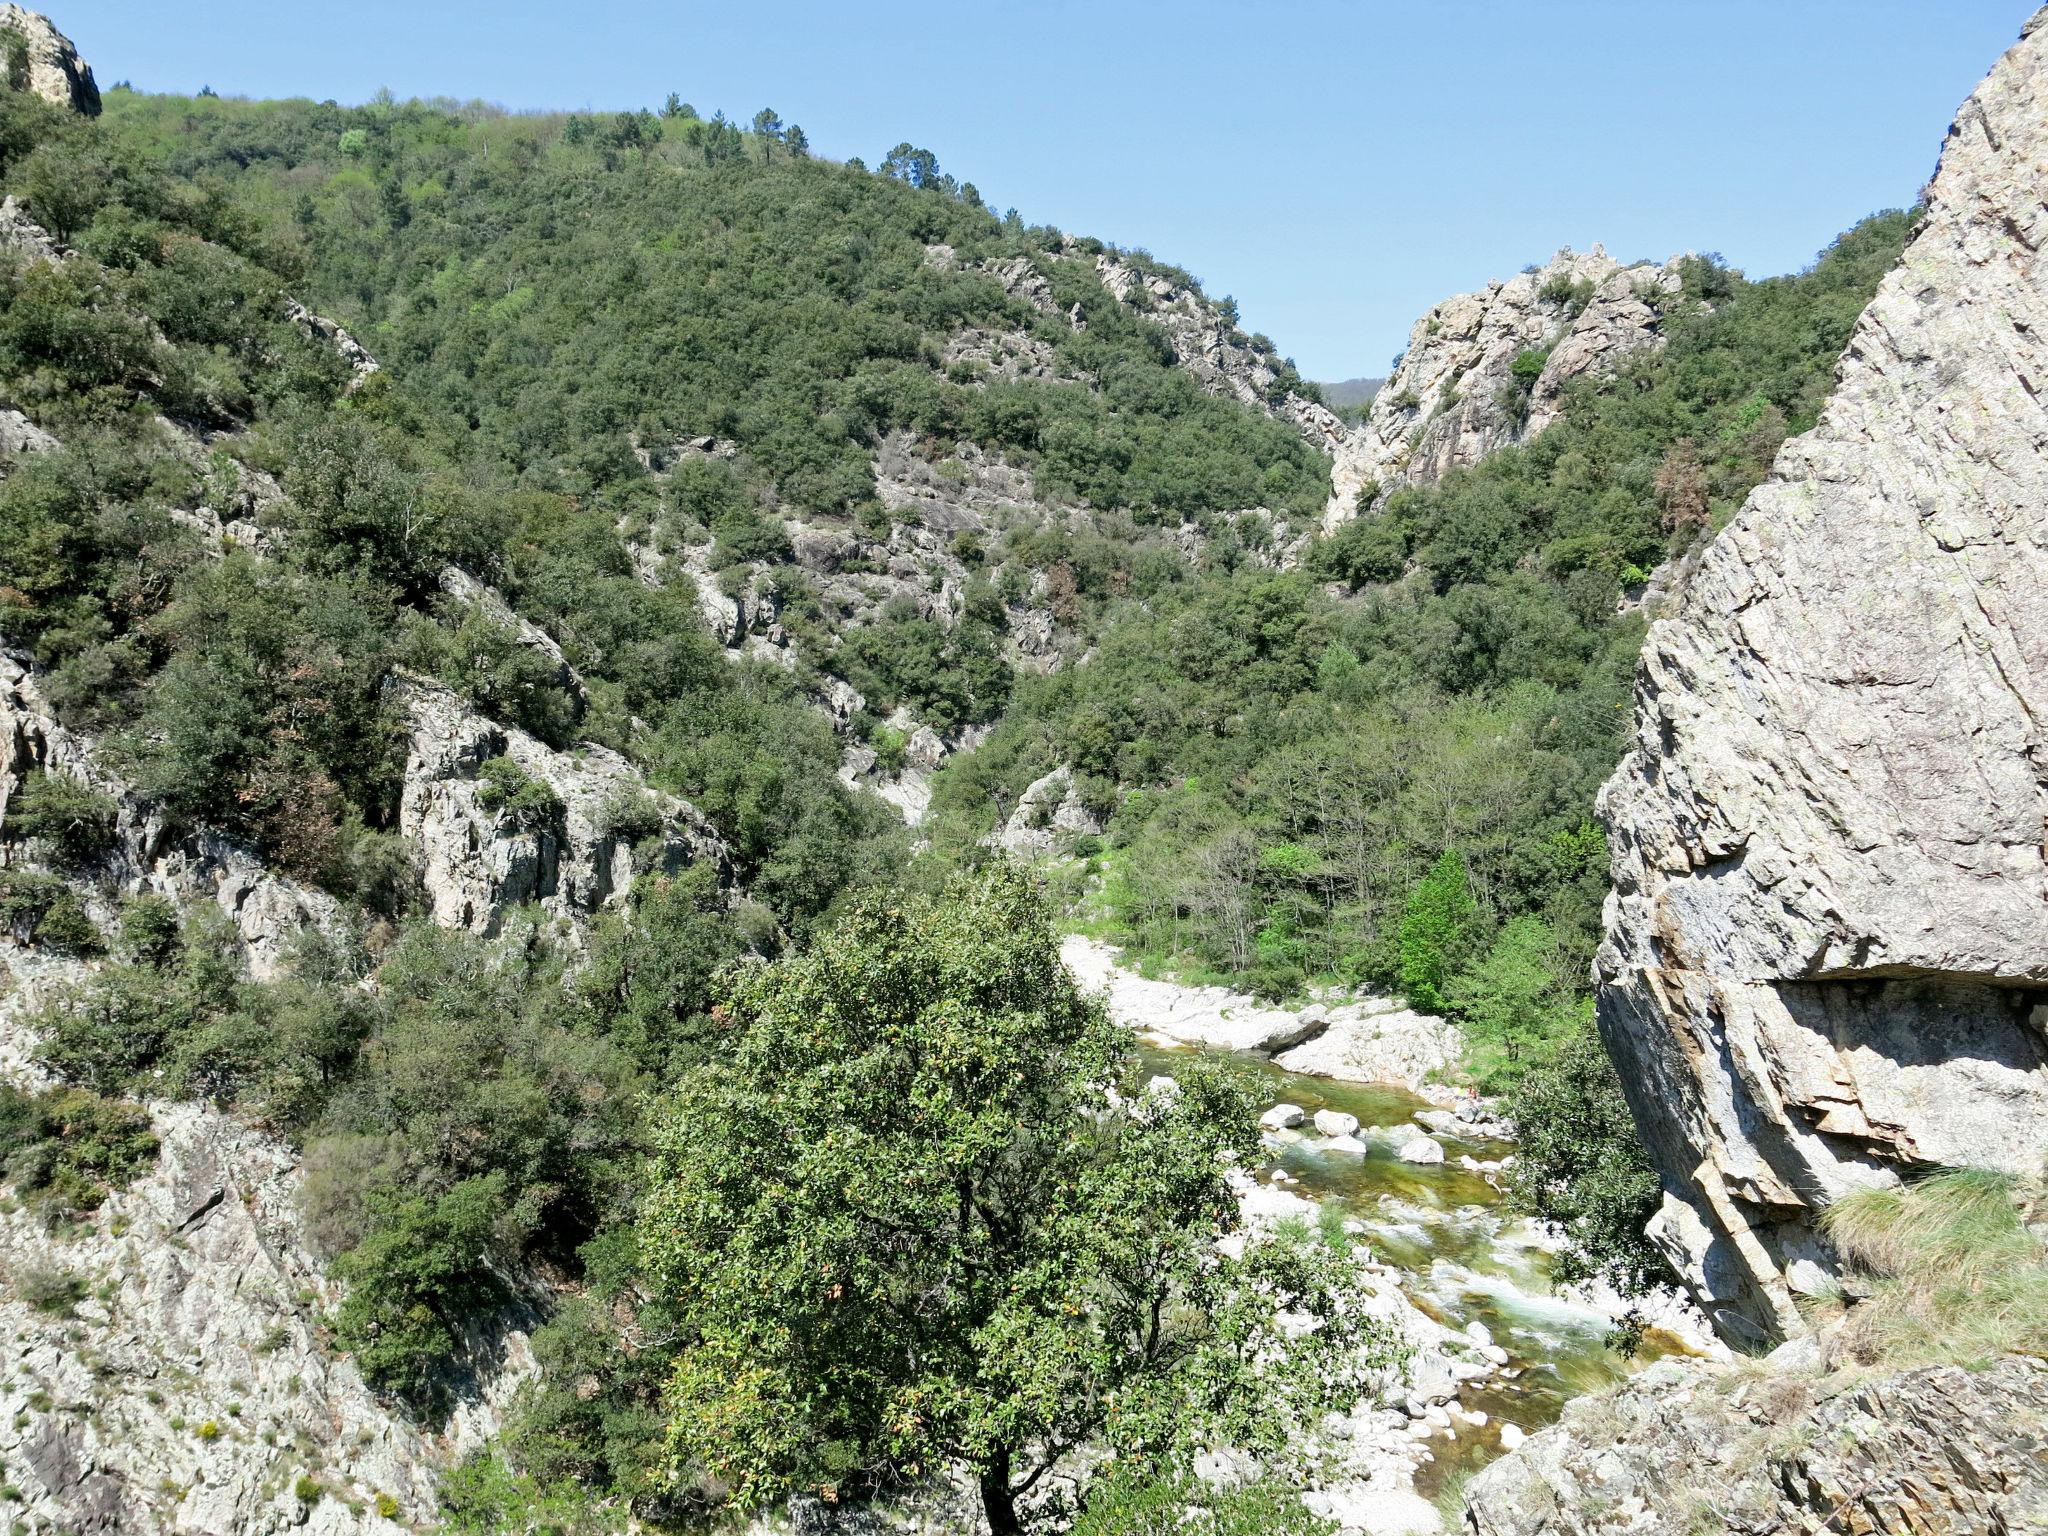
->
<box><xmin>1818</xmin><ymin>1166</ymin><xmax>2048</xmax><ymax>1368</ymax></box>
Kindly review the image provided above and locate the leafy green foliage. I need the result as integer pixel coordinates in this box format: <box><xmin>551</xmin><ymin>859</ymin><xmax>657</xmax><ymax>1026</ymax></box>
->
<box><xmin>0</xmin><ymin>868</ymin><xmax>100</xmax><ymax>954</ymax></box>
<box><xmin>474</xmin><ymin>756</ymin><xmax>564</xmax><ymax>834</ymax></box>
<box><xmin>102</xmin><ymin>89</ymin><xmax>1327</xmax><ymax>528</ymax></box>
<box><xmin>637</xmin><ymin>865</ymin><xmax>1400</xmax><ymax>1531</ymax></box>
<box><xmin>4</xmin><ymin>769</ymin><xmax>118</xmax><ymax>866</ymax></box>
<box><xmin>1505</xmin><ymin>1023</ymin><xmax>1664</xmax><ymax>1297</ymax></box>
<box><xmin>1070</xmin><ymin>1468</ymin><xmax>1333</xmax><ymax>1536</ymax></box>
<box><xmin>0</xmin><ymin>1082</ymin><xmax>157</xmax><ymax>1217</ymax></box>
<box><xmin>1398</xmin><ymin>850</ymin><xmax>1475</xmax><ymax>1014</ymax></box>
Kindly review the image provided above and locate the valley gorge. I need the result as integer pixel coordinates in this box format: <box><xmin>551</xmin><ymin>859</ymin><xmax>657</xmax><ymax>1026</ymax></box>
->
<box><xmin>0</xmin><ymin>6</ymin><xmax>2040</xmax><ymax>1536</ymax></box>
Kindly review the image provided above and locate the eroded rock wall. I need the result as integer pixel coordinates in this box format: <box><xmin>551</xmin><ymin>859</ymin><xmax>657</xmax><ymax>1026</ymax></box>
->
<box><xmin>1596</xmin><ymin>9</ymin><xmax>2048</xmax><ymax>1342</ymax></box>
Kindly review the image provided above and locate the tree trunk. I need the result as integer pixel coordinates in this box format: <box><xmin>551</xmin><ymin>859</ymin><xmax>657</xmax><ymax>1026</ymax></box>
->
<box><xmin>979</xmin><ymin>1448</ymin><xmax>1023</xmax><ymax>1536</ymax></box>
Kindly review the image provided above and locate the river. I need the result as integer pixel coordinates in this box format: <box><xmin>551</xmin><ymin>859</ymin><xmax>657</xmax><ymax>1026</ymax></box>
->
<box><xmin>1063</xmin><ymin>931</ymin><xmax>1711</xmax><ymax>1515</ymax></box>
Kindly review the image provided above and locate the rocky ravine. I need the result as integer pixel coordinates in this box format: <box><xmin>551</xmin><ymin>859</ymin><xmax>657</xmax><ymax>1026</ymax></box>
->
<box><xmin>1596</xmin><ymin>10</ymin><xmax>2048</xmax><ymax>1344</ymax></box>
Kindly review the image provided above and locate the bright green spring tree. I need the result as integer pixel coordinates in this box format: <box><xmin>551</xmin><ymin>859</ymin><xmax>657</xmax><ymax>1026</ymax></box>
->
<box><xmin>637</xmin><ymin>864</ymin><xmax>1401</xmax><ymax>1533</ymax></box>
<box><xmin>1397</xmin><ymin>849</ymin><xmax>1476</xmax><ymax>1014</ymax></box>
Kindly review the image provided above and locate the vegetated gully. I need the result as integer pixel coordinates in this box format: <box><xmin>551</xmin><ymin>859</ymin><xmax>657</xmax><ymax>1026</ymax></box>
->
<box><xmin>1129</xmin><ymin>1027</ymin><xmax>1693</xmax><ymax>1497</ymax></box>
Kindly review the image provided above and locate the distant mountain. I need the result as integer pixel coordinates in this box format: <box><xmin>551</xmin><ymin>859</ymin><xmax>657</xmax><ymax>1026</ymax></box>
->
<box><xmin>1315</xmin><ymin>375</ymin><xmax>1384</xmax><ymax>413</ymax></box>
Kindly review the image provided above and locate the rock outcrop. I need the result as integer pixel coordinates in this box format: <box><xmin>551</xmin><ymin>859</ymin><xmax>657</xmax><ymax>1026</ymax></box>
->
<box><xmin>0</xmin><ymin>654</ymin><xmax>340</xmax><ymax>978</ymax></box>
<box><xmin>0</xmin><ymin>1099</ymin><xmax>478</xmax><ymax>1535</ymax></box>
<box><xmin>992</xmin><ymin>765</ymin><xmax>1101</xmax><ymax>857</ymax></box>
<box><xmin>398</xmin><ymin>680</ymin><xmax>729</xmax><ymax>938</ymax></box>
<box><xmin>1061</xmin><ymin>935</ymin><xmax>1460</xmax><ymax>1092</ymax></box>
<box><xmin>1464</xmin><ymin>1354</ymin><xmax>2048</xmax><ymax>1536</ymax></box>
<box><xmin>1327</xmin><ymin>248</ymin><xmax>1683</xmax><ymax>528</ymax></box>
<box><xmin>0</xmin><ymin>4</ymin><xmax>97</xmax><ymax>115</ymax></box>
<box><xmin>1596</xmin><ymin>10</ymin><xmax>2048</xmax><ymax>1343</ymax></box>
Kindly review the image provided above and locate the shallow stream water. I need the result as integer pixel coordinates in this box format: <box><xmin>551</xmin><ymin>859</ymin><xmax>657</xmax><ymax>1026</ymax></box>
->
<box><xmin>1140</xmin><ymin>1040</ymin><xmax>1691</xmax><ymax>1496</ymax></box>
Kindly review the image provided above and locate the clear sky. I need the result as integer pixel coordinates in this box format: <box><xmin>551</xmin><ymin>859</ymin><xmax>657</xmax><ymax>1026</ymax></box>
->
<box><xmin>54</xmin><ymin>0</ymin><xmax>2041</xmax><ymax>380</ymax></box>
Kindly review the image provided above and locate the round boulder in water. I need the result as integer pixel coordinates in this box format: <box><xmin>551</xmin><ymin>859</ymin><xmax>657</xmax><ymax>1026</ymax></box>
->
<box><xmin>1312</xmin><ymin>1108</ymin><xmax>1360</xmax><ymax>1138</ymax></box>
<box><xmin>1259</xmin><ymin>1102</ymin><xmax>1305</xmax><ymax>1130</ymax></box>
<box><xmin>1397</xmin><ymin>1135</ymin><xmax>1445</xmax><ymax>1165</ymax></box>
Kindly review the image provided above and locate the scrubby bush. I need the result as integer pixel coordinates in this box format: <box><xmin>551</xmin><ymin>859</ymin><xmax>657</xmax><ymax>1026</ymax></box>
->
<box><xmin>0</xmin><ymin>1083</ymin><xmax>157</xmax><ymax>1216</ymax></box>
<box><xmin>6</xmin><ymin>770</ymin><xmax>118</xmax><ymax>866</ymax></box>
<box><xmin>474</xmin><ymin>757</ymin><xmax>564</xmax><ymax>834</ymax></box>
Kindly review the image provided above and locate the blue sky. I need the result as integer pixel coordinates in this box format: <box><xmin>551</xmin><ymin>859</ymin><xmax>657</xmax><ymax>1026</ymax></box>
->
<box><xmin>56</xmin><ymin>0</ymin><xmax>2039</xmax><ymax>379</ymax></box>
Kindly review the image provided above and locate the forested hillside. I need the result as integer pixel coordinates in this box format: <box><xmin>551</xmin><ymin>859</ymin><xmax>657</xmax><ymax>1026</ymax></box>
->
<box><xmin>0</xmin><ymin>26</ymin><xmax>1930</xmax><ymax>1532</ymax></box>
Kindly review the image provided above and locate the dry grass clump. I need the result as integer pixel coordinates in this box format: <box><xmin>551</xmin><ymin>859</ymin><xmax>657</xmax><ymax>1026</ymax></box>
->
<box><xmin>1818</xmin><ymin>1166</ymin><xmax>2048</xmax><ymax>1368</ymax></box>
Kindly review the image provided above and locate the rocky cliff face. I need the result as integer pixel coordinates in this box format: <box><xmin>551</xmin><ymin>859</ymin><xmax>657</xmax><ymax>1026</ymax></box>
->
<box><xmin>0</xmin><ymin>2</ymin><xmax>97</xmax><ymax>115</ymax></box>
<box><xmin>399</xmin><ymin>679</ymin><xmax>730</xmax><ymax>938</ymax></box>
<box><xmin>1328</xmin><ymin>249</ymin><xmax>1683</xmax><ymax>528</ymax></box>
<box><xmin>0</xmin><ymin>655</ymin><xmax>340</xmax><ymax>979</ymax></box>
<box><xmin>0</xmin><ymin>1091</ymin><xmax>510</xmax><ymax>1534</ymax></box>
<box><xmin>1595</xmin><ymin>10</ymin><xmax>2048</xmax><ymax>1343</ymax></box>
<box><xmin>1082</xmin><ymin>238</ymin><xmax>1684</xmax><ymax>531</ymax></box>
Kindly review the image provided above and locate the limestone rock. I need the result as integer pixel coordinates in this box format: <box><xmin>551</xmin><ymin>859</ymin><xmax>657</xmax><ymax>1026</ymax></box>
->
<box><xmin>398</xmin><ymin>679</ymin><xmax>730</xmax><ymax>937</ymax></box>
<box><xmin>1312</xmin><ymin>1108</ymin><xmax>1360</xmax><ymax>1138</ymax></box>
<box><xmin>0</xmin><ymin>653</ymin><xmax>338</xmax><ymax>978</ymax></box>
<box><xmin>1269</xmin><ymin>1004</ymin><xmax>1460</xmax><ymax>1092</ymax></box>
<box><xmin>0</xmin><ymin>192</ymin><xmax>58</xmax><ymax>262</ymax></box>
<box><xmin>1259</xmin><ymin>1102</ymin><xmax>1305</xmax><ymax>1130</ymax></box>
<box><xmin>284</xmin><ymin>297</ymin><xmax>380</xmax><ymax>389</ymax></box>
<box><xmin>0</xmin><ymin>1093</ymin><xmax>517</xmax><ymax>1535</ymax></box>
<box><xmin>1596</xmin><ymin>10</ymin><xmax>2048</xmax><ymax>1344</ymax></box>
<box><xmin>1327</xmin><ymin>248</ymin><xmax>1684</xmax><ymax>528</ymax></box>
<box><xmin>1464</xmin><ymin>1355</ymin><xmax>2048</xmax><ymax>1536</ymax></box>
<box><xmin>1396</xmin><ymin>1136</ymin><xmax>1445</xmax><ymax>1166</ymax></box>
<box><xmin>0</xmin><ymin>5</ymin><xmax>98</xmax><ymax>115</ymax></box>
<box><xmin>994</xmin><ymin>765</ymin><xmax>1102</xmax><ymax>857</ymax></box>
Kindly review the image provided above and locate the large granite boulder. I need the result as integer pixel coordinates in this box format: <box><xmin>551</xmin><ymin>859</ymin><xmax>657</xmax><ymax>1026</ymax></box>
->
<box><xmin>1596</xmin><ymin>9</ymin><xmax>2048</xmax><ymax>1343</ymax></box>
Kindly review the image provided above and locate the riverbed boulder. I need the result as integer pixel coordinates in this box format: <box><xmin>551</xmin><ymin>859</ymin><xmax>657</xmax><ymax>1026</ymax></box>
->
<box><xmin>1313</xmin><ymin>1108</ymin><xmax>1360</xmax><ymax>1138</ymax></box>
<box><xmin>1396</xmin><ymin>1136</ymin><xmax>1445</xmax><ymax>1166</ymax></box>
<box><xmin>1260</xmin><ymin>1103</ymin><xmax>1306</xmax><ymax>1130</ymax></box>
<box><xmin>1596</xmin><ymin>8</ymin><xmax>2048</xmax><ymax>1344</ymax></box>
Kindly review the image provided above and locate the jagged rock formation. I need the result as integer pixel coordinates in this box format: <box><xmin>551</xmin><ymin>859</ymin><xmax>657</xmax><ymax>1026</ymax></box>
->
<box><xmin>0</xmin><ymin>654</ymin><xmax>340</xmax><ymax>979</ymax></box>
<box><xmin>992</xmin><ymin>765</ymin><xmax>1101</xmax><ymax>857</ymax></box>
<box><xmin>1595</xmin><ymin>10</ymin><xmax>2048</xmax><ymax>1344</ymax></box>
<box><xmin>0</xmin><ymin>1095</ymin><xmax>513</xmax><ymax>1534</ymax></box>
<box><xmin>398</xmin><ymin>680</ymin><xmax>729</xmax><ymax>938</ymax></box>
<box><xmin>1326</xmin><ymin>248</ymin><xmax>1683</xmax><ymax>528</ymax></box>
<box><xmin>0</xmin><ymin>3</ymin><xmax>97</xmax><ymax>115</ymax></box>
<box><xmin>1463</xmin><ymin>1354</ymin><xmax>2048</xmax><ymax>1536</ymax></box>
<box><xmin>1080</xmin><ymin>239</ymin><xmax>1686</xmax><ymax>531</ymax></box>
<box><xmin>284</xmin><ymin>298</ymin><xmax>380</xmax><ymax>390</ymax></box>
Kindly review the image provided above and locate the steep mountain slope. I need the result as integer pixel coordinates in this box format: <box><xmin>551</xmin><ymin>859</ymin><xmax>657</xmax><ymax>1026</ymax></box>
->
<box><xmin>1597</xmin><ymin>9</ymin><xmax>2048</xmax><ymax>1343</ymax></box>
